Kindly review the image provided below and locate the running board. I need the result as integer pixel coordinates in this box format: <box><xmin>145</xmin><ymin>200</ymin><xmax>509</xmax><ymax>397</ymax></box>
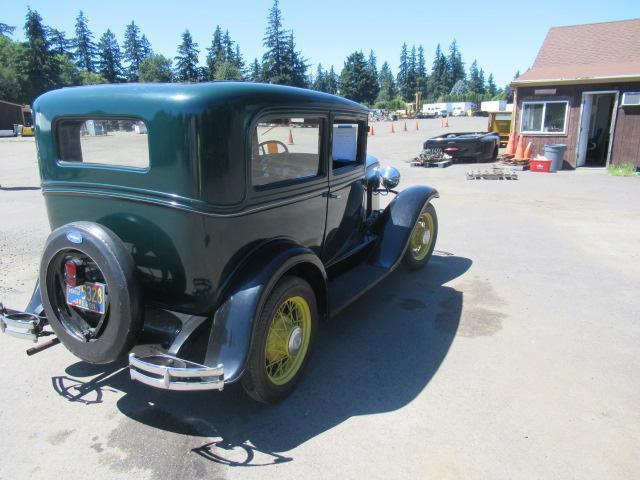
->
<box><xmin>328</xmin><ymin>263</ymin><xmax>390</xmax><ymax>317</ymax></box>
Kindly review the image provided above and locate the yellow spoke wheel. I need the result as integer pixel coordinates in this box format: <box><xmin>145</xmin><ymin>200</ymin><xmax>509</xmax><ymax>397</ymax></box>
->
<box><xmin>264</xmin><ymin>296</ymin><xmax>312</xmax><ymax>385</ymax></box>
<box><xmin>409</xmin><ymin>211</ymin><xmax>434</xmax><ymax>261</ymax></box>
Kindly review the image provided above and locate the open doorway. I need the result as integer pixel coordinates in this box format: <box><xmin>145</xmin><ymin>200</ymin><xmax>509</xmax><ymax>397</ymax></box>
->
<box><xmin>576</xmin><ymin>92</ymin><xmax>618</xmax><ymax>167</ymax></box>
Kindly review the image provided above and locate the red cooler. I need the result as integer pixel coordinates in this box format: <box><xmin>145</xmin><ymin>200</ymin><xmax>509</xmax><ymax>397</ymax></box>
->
<box><xmin>530</xmin><ymin>159</ymin><xmax>552</xmax><ymax>173</ymax></box>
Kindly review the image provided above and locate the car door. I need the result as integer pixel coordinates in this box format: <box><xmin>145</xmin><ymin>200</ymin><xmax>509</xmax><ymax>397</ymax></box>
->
<box><xmin>321</xmin><ymin>113</ymin><xmax>368</xmax><ymax>264</ymax></box>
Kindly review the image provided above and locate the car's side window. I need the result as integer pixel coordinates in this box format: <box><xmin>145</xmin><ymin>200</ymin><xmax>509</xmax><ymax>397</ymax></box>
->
<box><xmin>57</xmin><ymin>118</ymin><xmax>149</xmax><ymax>169</ymax></box>
<box><xmin>252</xmin><ymin>117</ymin><xmax>322</xmax><ymax>188</ymax></box>
<box><xmin>332</xmin><ymin>121</ymin><xmax>362</xmax><ymax>171</ymax></box>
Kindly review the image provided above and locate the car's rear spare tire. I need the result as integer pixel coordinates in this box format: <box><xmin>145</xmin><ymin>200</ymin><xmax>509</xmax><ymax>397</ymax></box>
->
<box><xmin>40</xmin><ymin>222</ymin><xmax>143</xmax><ymax>364</ymax></box>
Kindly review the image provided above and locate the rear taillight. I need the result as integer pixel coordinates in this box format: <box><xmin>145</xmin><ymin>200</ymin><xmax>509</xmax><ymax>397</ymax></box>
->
<box><xmin>64</xmin><ymin>259</ymin><xmax>83</xmax><ymax>287</ymax></box>
<box><xmin>444</xmin><ymin>147</ymin><xmax>459</xmax><ymax>153</ymax></box>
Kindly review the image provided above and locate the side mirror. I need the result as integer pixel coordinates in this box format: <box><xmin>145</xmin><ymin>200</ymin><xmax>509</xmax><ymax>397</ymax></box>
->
<box><xmin>379</xmin><ymin>166</ymin><xmax>400</xmax><ymax>190</ymax></box>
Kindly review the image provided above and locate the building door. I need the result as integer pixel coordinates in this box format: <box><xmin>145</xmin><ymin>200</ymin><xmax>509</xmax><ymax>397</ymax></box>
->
<box><xmin>576</xmin><ymin>92</ymin><xmax>618</xmax><ymax>167</ymax></box>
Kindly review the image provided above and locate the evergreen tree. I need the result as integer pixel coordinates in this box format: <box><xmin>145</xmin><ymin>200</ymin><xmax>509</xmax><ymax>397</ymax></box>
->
<box><xmin>47</xmin><ymin>28</ymin><xmax>71</xmax><ymax>57</ymax></box>
<box><xmin>327</xmin><ymin>65</ymin><xmax>338</xmax><ymax>94</ymax></box>
<box><xmin>234</xmin><ymin>45</ymin><xmax>245</xmax><ymax>72</ymax></box>
<box><xmin>446</xmin><ymin>39</ymin><xmax>465</xmax><ymax>90</ymax></box>
<box><xmin>261</xmin><ymin>0</ymin><xmax>287</xmax><ymax>84</ymax></box>
<box><xmin>397</xmin><ymin>43</ymin><xmax>408</xmax><ymax>99</ymax></box>
<box><xmin>249</xmin><ymin>57</ymin><xmax>262</xmax><ymax>82</ymax></box>
<box><xmin>73</xmin><ymin>11</ymin><xmax>96</xmax><ymax>72</ymax></box>
<box><xmin>416</xmin><ymin>45</ymin><xmax>428</xmax><ymax>97</ymax></box>
<box><xmin>468</xmin><ymin>60</ymin><xmax>483</xmax><ymax>94</ymax></box>
<box><xmin>97</xmin><ymin>29</ymin><xmax>123</xmax><ymax>83</ymax></box>
<box><xmin>222</xmin><ymin>29</ymin><xmax>234</xmax><ymax>62</ymax></box>
<box><xmin>0</xmin><ymin>34</ymin><xmax>26</xmax><ymax>103</ymax></box>
<box><xmin>174</xmin><ymin>29</ymin><xmax>200</xmax><ymax>82</ymax></box>
<box><xmin>377</xmin><ymin>60</ymin><xmax>397</xmax><ymax>101</ymax></box>
<box><xmin>427</xmin><ymin>44</ymin><xmax>448</xmax><ymax>100</ymax></box>
<box><xmin>400</xmin><ymin>44</ymin><xmax>417</xmax><ymax>100</ymax></box>
<box><xmin>139</xmin><ymin>54</ymin><xmax>173</xmax><ymax>82</ymax></box>
<box><xmin>123</xmin><ymin>21</ymin><xmax>146</xmax><ymax>81</ymax></box>
<box><xmin>478</xmin><ymin>68</ymin><xmax>486</xmax><ymax>94</ymax></box>
<box><xmin>206</xmin><ymin>26</ymin><xmax>225</xmax><ymax>79</ymax></box>
<box><xmin>486</xmin><ymin>73</ymin><xmax>497</xmax><ymax>96</ymax></box>
<box><xmin>313</xmin><ymin>63</ymin><xmax>328</xmax><ymax>92</ymax></box>
<box><xmin>19</xmin><ymin>8</ymin><xmax>60</xmax><ymax>102</ymax></box>
<box><xmin>366</xmin><ymin>50</ymin><xmax>380</xmax><ymax>100</ymax></box>
<box><xmin>140</xmin><ymin>34</ymin><xmax>153</xmax><ymax>58</ymax></box>
<box><xmin>213</xmin><ymin>61</ymin><xmax>243</xmax><ymax>80</ymax></box>
<box><xmin>0</xmin><ymin>23</ymin><xmax>15</xmax><ymax>37</ymax></box>
<box><xmin>284</xmin><ymin>31</ymin><xmax>307</xmax><ymax>87</ymax></box>
<box><xmin>339</xmin><ymin>51</ymin><xmax>378</xmax><ymax>104</ymax></box>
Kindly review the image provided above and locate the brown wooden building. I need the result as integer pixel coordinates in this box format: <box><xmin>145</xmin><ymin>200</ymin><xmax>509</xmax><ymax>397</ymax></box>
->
<box><xmin>0</xmin><ymin>100</ymin><xmax>32</xmax><ymax>131</ymax></box>
<box><xmin>512</xmin><ymin>19</ymin><xmax>640</xmax><ymax>168</ymax></box>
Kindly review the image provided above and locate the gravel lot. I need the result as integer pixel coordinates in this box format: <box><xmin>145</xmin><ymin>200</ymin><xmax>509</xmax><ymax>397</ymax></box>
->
<box><xmin>1</xmin><ymin>117</ymin><xmax>639</xmax><ymax>480</ymax></box>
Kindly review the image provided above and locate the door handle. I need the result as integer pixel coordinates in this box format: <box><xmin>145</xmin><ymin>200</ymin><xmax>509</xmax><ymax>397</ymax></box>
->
<box><xmin>323</xmin><ymin>192</ymin><xmax>341</xmax><ymax>199</ymax></box>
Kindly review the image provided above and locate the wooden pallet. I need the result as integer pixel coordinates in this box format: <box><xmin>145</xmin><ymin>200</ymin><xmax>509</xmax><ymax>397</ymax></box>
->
<box><xmin>466</xmin><ymin>168</ymin><xmax>518</xmax><ymax>180</ymax></box>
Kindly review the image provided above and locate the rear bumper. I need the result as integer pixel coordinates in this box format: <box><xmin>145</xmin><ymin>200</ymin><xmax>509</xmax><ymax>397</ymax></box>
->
<box><xmin>0</xmin><ymin>306</ymin><xmax>42</xmax><ymax>342</ymax></box>
<box><xmin>129</xmin><ymin>353</ymin><xmax>224</xmax><ymax>391</ymax></box>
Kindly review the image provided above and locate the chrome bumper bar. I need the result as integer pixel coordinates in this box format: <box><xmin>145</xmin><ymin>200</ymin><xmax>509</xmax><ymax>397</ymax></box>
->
<box><xmin>0</xmin><ymin>305</ymin><xmax>42</xmax><ymax>342</ymax></box>
<box><xmin>129</xmin><ymin>353</ymin><xmax>224</xmax><ymax>391</ymax></box>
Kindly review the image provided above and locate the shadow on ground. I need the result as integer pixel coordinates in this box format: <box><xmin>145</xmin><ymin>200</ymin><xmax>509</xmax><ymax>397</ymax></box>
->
<box><xmin>52</xmin><ymin>253</ymin><xmax>470</xmax><ymax>471</ymax></box>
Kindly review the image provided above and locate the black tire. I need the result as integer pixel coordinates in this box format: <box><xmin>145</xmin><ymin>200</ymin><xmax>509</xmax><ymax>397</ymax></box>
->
<box><xmin>241</xmin><ymin>276</ymin><xmax>317</xmax><ymax>403</ymax></box>
<box><xmin>402</xmin><ymin>203</ymin><xmax>438</xmax><ymax>271</ymax></box>
<box><xmin>39</xmin><ymin>222</ymin><xmax>143</xmax><ymax>364</ymax></box>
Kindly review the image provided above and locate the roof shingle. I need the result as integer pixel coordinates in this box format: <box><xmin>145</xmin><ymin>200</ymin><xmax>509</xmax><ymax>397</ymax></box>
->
<box><xmin>514</xmin><ymin>18</ymin><xmax>640</xmax><ymax>84</ymax></box>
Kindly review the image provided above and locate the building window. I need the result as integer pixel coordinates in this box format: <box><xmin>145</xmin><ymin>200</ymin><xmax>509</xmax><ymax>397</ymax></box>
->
<box><xmin>252</xmin><ymin>116</ymin><xmax>322</xmax><ymax>187</ymax></box>
<box><xmin>520</xmin><ymin>101</ymin><xmax>568</xmax><ymax>134</ymax></box>
<box><xmin>57</xmin><ymin>118</ymin><xmax>149</xmax><ymax>169</ymax></box>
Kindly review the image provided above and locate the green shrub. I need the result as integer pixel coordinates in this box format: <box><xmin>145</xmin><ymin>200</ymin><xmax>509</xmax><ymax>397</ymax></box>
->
<box><xmin>607</xmin><ymin>162</ymin><xmax>636</xmax><ymax>177</ymax></box>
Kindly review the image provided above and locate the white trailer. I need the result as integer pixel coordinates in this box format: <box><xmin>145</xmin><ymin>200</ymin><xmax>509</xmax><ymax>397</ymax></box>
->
<box><xmin>451</xmin><ymin>102</ymin><xmax>477</xmax><ymax>116</ymax></box>
<box><xmin>422</xmin><ymin>102</ymin><xmax>452</xmax><ymax>116</ymax></box>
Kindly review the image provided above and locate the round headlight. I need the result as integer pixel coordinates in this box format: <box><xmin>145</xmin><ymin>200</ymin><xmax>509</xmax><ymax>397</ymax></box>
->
<box><xmin>379</xmin><ymin>166</ymin><xmax>400</xmax><ymax>190</ymax></box>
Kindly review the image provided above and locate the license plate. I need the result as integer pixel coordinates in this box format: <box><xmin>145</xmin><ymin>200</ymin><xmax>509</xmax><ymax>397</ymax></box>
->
<box><xmin>424</xmin><ymin>148</ymin><xmax>442</xmax><ymax>155</ymax></box>
<box><xmin>66</xmin><ymin>283</ymin><xmax>106</xmax><ymax>314</ymax></box>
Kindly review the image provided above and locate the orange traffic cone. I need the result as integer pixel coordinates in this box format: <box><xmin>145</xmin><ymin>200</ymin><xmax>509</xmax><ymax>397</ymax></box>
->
<box><xmin>287</xmin><ymin>129</ymin><xmax>294</xmax><ymax>145</ymax></box>
<box><xmin>416</xmin><ymin>121</ymin><xmax>419</xmax><ymax>131</ymax></box>
<box><xmin>371</xmin><ymin>126</ymin><xmax>375</xmax><ymax>136</ymax></box>
<box><xmin>514</xmin><ymin>135</ymin><xmax>526</xmax><ymax>160</ymax></box>
<box><xmin>403</xmin><ymin>122</ymin><xmax>408</xmax><ymax>132</ymax></box>
<box><xmin>504</xmin><ymin>132</ymin><xmax>516</xmax><ymax>156</ymax></box>
<box><xmin>523</xmin><ymin>141</ymin><xmax>533</xmax><ymax>160</ymax></box>
<box><xmin>442</xmin><ymin>117</ymin><xmax>449</xmax><ymax>128</ymax></box>
<box><xmin>390</xmin><ymin>122</ymin><xmax>395</xmax><ymax>133</ymax></box>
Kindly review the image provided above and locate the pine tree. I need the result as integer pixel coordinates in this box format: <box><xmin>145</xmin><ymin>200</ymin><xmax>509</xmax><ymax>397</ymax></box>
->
<box><xmin>427</xmin><ymin>44</ymin><xmax>449</xmax><ymax>100</ymax></box>
<box><xmin>478</xmin><ymin>68</ymin><xmax>486</xmax><ymax>95</ymax></box>
<box><xmin>139</xmin><ymin>54</ymin><xmax>173</xmax><ymax>82</ymax></box>
<box><xmin>468</xmin><ymin>60</ymin><xmax>483</xmax><ymax>94</ymax></box>
<box><xmin>377</xmin><ymin>61</ymin><xmax>396</xmax><ymax>102</ymax></box>
<box><xmin>313</xmin><ymin>63</ymin><xmax>327</xmax><ymax>92</ymax></box>
<box><xmin>284</xmin><ymin>31</ymin><xmax>307</xmax><ymax>87</ymax></box>
<box><xmin>97</xmin><ymin>29</ymin><xmax>123</xmax><ymax>83</ymax></box>
<box><xmin>0</xmin><ymin>23</ymin><xmax>15</xmax><ymax>37</ymax></box>
<box><xmin>222</xmin><ymin>30</ymin><xmax>234</xmax><ymax>62</ymax></box>
<box><xmin>416</xmin><ymin>45</ymin><xmax>427</xmax><ymax>97</ymax></box>
<box><xmin>327</xmin><ymin>65</ymin><xmax>338</xmax><ymax>94</ymax></box>
<box><xmin>486</xmin><ymin>73</ymin><xmax>497</xmax><ymax>96</ymax></box>
<box><xmin>249</xmin><ymin>58</ymin><xmax>262</xmax><ymax>82</ymax></box>
<box><xmin>19</xmin><ymin>8</ymin><xmax>60</xmax><ymax>102</ymax></box>
<box><xmin>206</xmin><ymin>26</ymin><xmax>225</xmax><ymax>79</ymax></box>
<box><xmin>47</xmin><ymin>28</ymin><xmax>71</xmax><ymax>57</ymax></box>
<box><xmin>366</xmin><ymin>50</ymin><xmax>380</xmax><ymax>100</ymax></box>
<box><xmin>73</xmin><ymin>11</ymin><xmax>96</xmax><ymax>72</ymax></box>
<box><xmin>123</xmin><ymin>21</ymin><xmax>146</xmax><ymax>81</ymax></box>
<box><xmin>140</xmin><ymin>34</ymin><xmax>153</xmax><ymax>59</ymax></box>
<box><xmin>339</xmin><ymin>50</ymin><xmax>378</xmax><ymax>104</ymax></box>
<box><xmin>400</xmin><ymin>45</ymin><xmax>417</xmax><ymax>100</ymax></box>
<box><xmin>446</xmin><ymin>39</ymin><xmax>465</xmax><ymax>91</ymax></box>
<box><xmin>262</xmin><ymin>0</ymin><xmax>287</xmax><ymax>84</ymax></box>
<box><xmin>234</xmin><ymin>45</ymin><xmax>245</xmax><ymax>72</ymax></box>
<box><xmin>174</xmin><ymin>29</ymin><xmax>200</xmax><ymax>82</ymax></box>
<box><xmin>397</xmin><ymin>43</ymin><xmax>408</xmax><ymax>99</ymax></box>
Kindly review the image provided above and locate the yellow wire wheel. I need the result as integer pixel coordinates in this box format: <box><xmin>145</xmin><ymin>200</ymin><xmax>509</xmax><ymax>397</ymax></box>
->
<box><xmin>409</xmin><ymin>211</ymin><xmax>434</xmax><ymax>261</ymax></box>
<box><xmin>242</xmin><ymin>276</ymin><xmax>317</xmax><ymax>403</ymax></box>
<box><xmin>403</xmin><ymin>203</ymin><xmax>438</xmax><ymax>270</ymax></box>
<box><xmin>264</xmin><ymin>295</ymin><xmax>312</xmax><ymax>385</ymax></box>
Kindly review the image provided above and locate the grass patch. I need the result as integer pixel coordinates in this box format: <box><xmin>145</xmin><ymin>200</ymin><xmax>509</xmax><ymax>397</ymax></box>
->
<box><xmin>607</xmin><ymin>162</ymin><xmax>637</xmax><ymax>177</ymax></box>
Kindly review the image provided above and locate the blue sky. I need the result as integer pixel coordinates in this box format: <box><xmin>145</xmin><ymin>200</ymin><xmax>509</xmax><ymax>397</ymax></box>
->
<box><xmin>4</xmin><ymin>0</ymin><xmax>639</xmax><ymax>86</ymax></box>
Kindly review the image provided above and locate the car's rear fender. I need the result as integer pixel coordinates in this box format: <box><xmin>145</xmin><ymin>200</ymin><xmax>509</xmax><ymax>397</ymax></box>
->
<box><xmin>370</xmin><ymin>185</ymin><xmax>439</xmax><ymax>269</ymax></box>
<box><xmin>202</xmin><ymin>239</ymin><xmax>327</xmax><ymax>383</ymax></box>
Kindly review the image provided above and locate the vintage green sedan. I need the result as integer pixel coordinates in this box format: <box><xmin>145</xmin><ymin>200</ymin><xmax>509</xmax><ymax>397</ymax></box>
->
<box><xmin>0</xmin><ymin>82</ymin><xmax>439</xmax><ymax>403</ymax></box>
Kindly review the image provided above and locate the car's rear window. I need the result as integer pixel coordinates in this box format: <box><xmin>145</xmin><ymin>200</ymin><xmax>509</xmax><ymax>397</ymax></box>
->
<box><xmin>56</xmin><ymin>118</ymin><xmax>149</xmax><ymax>169</ymax></box>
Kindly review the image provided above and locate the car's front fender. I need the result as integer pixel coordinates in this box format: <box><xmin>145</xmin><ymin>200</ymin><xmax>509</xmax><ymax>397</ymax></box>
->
<box><xmin>370</xmin><ymin>185</ymin><xmax>439</xmax><ymax>269</ymax></box>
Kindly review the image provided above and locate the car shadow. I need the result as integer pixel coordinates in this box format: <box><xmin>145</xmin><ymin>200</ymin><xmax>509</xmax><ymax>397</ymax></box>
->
<box><xmin>0</xmin><ymin>186</ymin><xmax>41</xmax><ymax>191</ymax></box>
<box><xmin>51</xmin><ymin>253</ymin><xmax>471</xmax><ymax>467</ymax></box>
